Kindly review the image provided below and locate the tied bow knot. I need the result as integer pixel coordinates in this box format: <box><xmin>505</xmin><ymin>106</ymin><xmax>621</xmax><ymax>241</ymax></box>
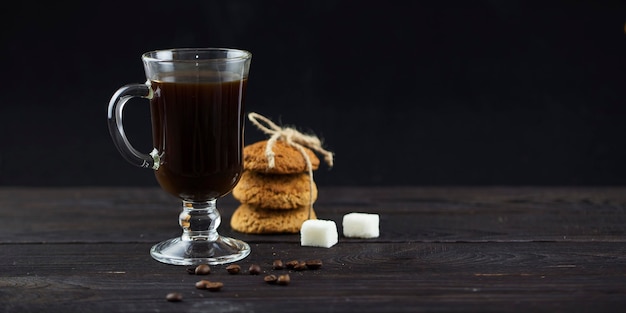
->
<box><xmin>247</xmin><ymin>112</ymin><xmax>334</xmax><ymax>169</ymax></box>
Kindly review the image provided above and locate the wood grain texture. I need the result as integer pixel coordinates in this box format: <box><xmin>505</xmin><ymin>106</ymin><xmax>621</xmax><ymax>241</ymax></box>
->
<box><xmin>1</xmin><ymin>187</ymin><xmax>625</xmax><ymax>243</ymax></box>
<box><xmin>1</xmin><ymin>242</ymin><xmax>625</xmax><ymax>313</ymax></box>
<box><xmin>0</xmin><ymin>187</ymin><xmax>625</xmax><ymax>312</ymax></box>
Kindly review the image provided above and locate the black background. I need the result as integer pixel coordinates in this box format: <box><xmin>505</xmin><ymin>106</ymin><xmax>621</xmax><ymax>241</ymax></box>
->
<box><xmin>1</xmin><ymin>0</ymin><xmax>625</xmax><ymax>187</ymax></box>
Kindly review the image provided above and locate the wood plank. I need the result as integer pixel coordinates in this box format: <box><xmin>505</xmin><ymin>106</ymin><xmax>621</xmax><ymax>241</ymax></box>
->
<box><xmin>1</xmin><ymin>241</ymin><xmax>625</xmax><ymax>313</ymax></box>
<box><xmin>1</xmin><ymin>187</ymin><xmax>626</xmax><ymax>312</ymax></box>
<box><xmin>0</xmin><ymin>187</ymin><xmax>625</xmax><ymax>244</ymax></box>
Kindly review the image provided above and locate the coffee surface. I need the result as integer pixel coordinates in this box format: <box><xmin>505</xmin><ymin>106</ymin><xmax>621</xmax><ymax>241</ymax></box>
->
<box><xmin>149</xmin><ymin>76</ymin><xmax>247</xmax><ymax>201</ymax></box>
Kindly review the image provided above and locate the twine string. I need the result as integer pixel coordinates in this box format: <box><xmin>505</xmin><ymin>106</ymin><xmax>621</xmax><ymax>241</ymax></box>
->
<box><xmin>248</xmin><ymin>112</ymin><xmax>334</xmax><ymax>219</ymax></box>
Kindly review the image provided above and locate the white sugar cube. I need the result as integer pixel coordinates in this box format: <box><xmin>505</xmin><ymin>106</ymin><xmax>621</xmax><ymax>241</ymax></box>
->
<box><xmin>300</xmin><ymin>219</ymin><xmax>338</xmax><ymax>248</ymax></box>
<box><xmin>342</xmin><ymin>213</ymin><xmax>379</xmax><ymax>238</ymax></box>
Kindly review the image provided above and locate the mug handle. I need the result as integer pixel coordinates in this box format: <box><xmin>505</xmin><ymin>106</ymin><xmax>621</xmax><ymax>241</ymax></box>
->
<box><xmin>107</xmin><ymin>81</ymin><xmax>160</xmax><ymax>170</ymax></box>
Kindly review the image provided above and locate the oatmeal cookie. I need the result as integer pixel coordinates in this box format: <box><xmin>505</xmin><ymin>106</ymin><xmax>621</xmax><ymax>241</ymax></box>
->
<box><xmin>244</xmin><ymin>140</ymin><xmax>320</xmax><ymax>174</ymax></box>
<box><xmin>230</xmin><ymin>203</ymin><xmax>316</xmax><ymax>234</ymax></box>
<box><xmin>232</xmin><ymin>170</ymin><xmax>317</xmax><ymax>209</ymax></box>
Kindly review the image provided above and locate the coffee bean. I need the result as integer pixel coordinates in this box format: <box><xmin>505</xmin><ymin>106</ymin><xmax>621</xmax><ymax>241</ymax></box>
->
<box><xmin>226</xmin><ymin>264</ymin><xmax>241</xmax><ymax>274</ymax></box>
<box><xmin>248</xmin><ymin>264</ymin><xmax>261</xmax><ymax>275</ymax></box>
<box><xmin>195</xmin><ymin>280</ymin><xmax>210</xmax><ymax>289</ymax></box>
<box><xmin>277</xmin><ymin>274</ymin><xmax>290</xmax><ymax>286</ymax></box>
<box><xmin>285</xmin><ymin>260</ymin><xmax>299</xmax><ymax>269</ymax></box>
<box><xmin>165</xmin><ymin>292</ymin><xmax>183</xmax><ymax>302</ymax></box>
<box><xmin>264</xmin><ymin>274</ymin><xmax>278</xmax><ymax>284</ymax></box>
<box><xmin>194</xmin><ymin>264</ymin><xmax>211</xmax><ymax>275</ymax></box>
<box><xmin>205</xmin><ymin>281</ymin><xmax>224</xmax><ymax>291</ymax></box>
<box><xmin>293</xmin><ymin>261</ymin><xmax>307</xmax><ymax>271</ymax></box>
<box><xmin>305</xmin><ymin>259</ymin><xmax>323</xmax><ymax>270</ymax></box>
<box><xmin>272</xmin><ymin>259</ymin><xmax>285</xmax><ymax>270</ymax></box>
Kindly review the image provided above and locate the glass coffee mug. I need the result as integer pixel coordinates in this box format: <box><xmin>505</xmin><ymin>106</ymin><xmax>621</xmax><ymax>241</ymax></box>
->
<box><xmin>107</xmin><ymin>48</ymin><xmax>251</xmax><ymax>265</ymax></box>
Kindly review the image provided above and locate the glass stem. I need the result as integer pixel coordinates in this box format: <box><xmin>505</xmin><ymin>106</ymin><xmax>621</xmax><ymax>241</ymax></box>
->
<box><xmin>179</xmin><ymin>200</ymin><xmax>220</xmax><ymax>242</ymax></box>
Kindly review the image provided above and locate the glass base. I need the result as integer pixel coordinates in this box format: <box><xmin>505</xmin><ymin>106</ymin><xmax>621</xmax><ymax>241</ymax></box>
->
<box><xmin>150</xmin><ymin>236</ymin><xmax>251</xmax><ymax>266</ymax></box>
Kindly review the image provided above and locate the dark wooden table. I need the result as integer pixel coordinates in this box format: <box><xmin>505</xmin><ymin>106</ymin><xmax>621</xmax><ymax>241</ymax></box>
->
<box><xmin>1</xmin><ymin>187</ymin><xmax>625</xmax><ymax>312</ymax></box>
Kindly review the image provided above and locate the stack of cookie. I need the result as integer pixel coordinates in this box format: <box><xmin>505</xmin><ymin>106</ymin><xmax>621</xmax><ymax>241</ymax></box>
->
<box><xmin>230</xmin><ymin>140</ymin><xmax>321</xmax><ymax>234</ymax></box>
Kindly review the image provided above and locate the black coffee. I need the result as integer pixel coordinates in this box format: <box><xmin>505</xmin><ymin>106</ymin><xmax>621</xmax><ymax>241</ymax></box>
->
<box><xmin>149</xmin><ymin>74</ymin><xmax>247</xmax><ymax>201</ymax></box>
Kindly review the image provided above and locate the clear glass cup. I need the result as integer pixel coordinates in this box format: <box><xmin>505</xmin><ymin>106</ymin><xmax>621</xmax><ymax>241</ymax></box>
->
<box><xmin>107</xmin><ymin>48</ymin><xmax>251</xmax><ymax>265</ymax></box>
